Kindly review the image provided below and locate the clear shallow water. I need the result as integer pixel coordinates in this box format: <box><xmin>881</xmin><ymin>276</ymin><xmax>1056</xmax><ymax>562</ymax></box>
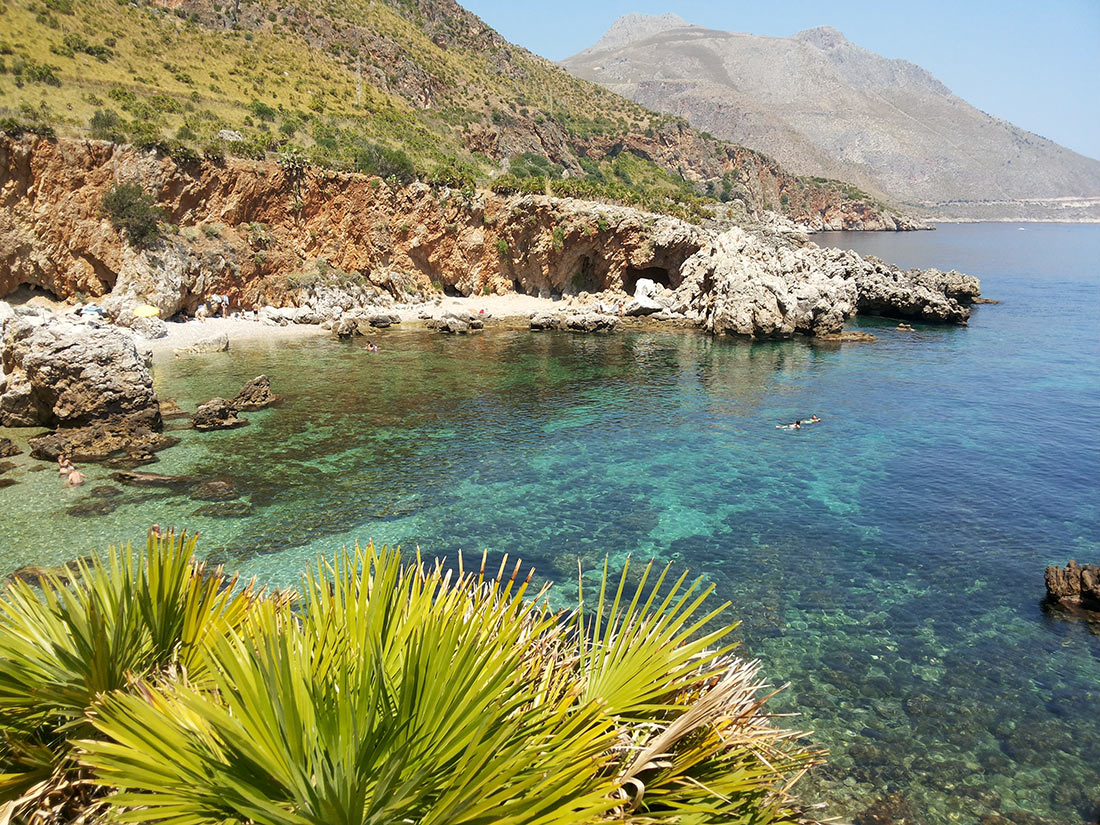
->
<box><xmin>2</xmin><ymin>223</ymin><xmax>1099</xmax><ymax>823</ymax></box>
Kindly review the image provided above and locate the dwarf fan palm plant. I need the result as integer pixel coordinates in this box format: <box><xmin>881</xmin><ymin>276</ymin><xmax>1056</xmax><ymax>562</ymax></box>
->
<box><xmin>80</xmin><ymin>543</ymin><xmax>824</xmax><ymax>825</ymax></box>
<box><xmin>0</xmin><ymin>531</ymin><xmax>266</xmax><ymax>822</ymax></box>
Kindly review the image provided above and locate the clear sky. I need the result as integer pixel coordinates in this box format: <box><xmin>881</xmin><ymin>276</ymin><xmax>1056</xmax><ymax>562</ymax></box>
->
<box><xmin>460</xmin><ymin>0</ymin><xmax>1100</xmax><ymax>162</ymax></box>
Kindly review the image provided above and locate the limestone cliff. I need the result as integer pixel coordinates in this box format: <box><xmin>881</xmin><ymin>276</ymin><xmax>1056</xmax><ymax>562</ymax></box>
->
<box><xmin>0</xmin><ymin>136</ymin><xmax>978</xmax><ymax>340</ymax></box>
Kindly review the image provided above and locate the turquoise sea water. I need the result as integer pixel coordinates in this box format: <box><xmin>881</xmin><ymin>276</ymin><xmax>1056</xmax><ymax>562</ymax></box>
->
<box><xmin>1</xmin><ymin>223</ymin><xmax>1098</xmax><ymax>823</ymax></box>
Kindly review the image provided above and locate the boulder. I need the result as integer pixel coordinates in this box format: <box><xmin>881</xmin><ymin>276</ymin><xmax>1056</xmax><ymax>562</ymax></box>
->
<box><xmin>0</xmin><ymin>314</ymin><xmax>165</xmax><ymax>460</ymax></box>
<box><xmin>1</xmin><ymin>315</ymin><xmax>161</xmax><ymax>429</ymax></box>
<box><xmin>565</xmin><ymin>313</ymin><xmax>619</xmax><ymax>333</ymax></box>
<box><xmin>332</xmin><ymin>316</ymin><xmax>360</xmax><ymax>338</ymax></box>
<box><xmin>0</xmin><ymin>437</ymin><xmax>21</xmax><ymax>457</ymax></box>
<box><xmin>0</xmin><ymin>460</ymin><xmax>15</xmax><ymax>474</ymax></box>
<box><xmin>191</xmin><ymin>398</ymin><xmax>248</xmax><ymax>431</ymax></box>
<box><xmin>634</xmin><ymin>278</ymin><xmax>659</xmax><ymax>300</ymax></box>
<box><xmin>130</xmin><ymin>316</ymin><xmax>168</xmax><ymax>340</ymax></box>
<box><xmin>368</xmin><ymin>313</ymin><xmax>401</xmax><ymax>328</ymax></box>
<box><xmin>623</xmin><ymin>296</ymin><xmax>663</xmax><ymax>317</ymax></box>
<box><xmin>232</xmin><ymin>375</ymin><xmax>277</xmax><ymax>411</ymax></box>
<box><xmin>530</xmin><ymin>313</ymin><xmax>561</xmax><ymax>331</ymax></box>
<box><xmin>1045</xmin><ymin>561</ymin><xmax>1100</xmax><ymax>612</ymax></box>
<box><xmin>175</xmin><ymin>333</ymin><xmax>229</xmax><ymax>355</ymax></box>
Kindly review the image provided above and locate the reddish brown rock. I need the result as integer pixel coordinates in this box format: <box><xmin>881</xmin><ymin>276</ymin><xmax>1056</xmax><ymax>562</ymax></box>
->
<box><xmin>1045</xmin><ymin>561</ymin><xmax>1100</xmax><ymax>612</ymax></box>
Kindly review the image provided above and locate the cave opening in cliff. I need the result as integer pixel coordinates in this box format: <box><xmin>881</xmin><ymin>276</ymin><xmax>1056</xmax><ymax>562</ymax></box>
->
<box><xmin>7</xmin><ymin>283</ymin><xmax>61</xmax><ymax>305</ymax></box>
<box><xmin>623</xmin><ymin>265</ymin><xmax>674</xmax><ymax>295</ymax></box>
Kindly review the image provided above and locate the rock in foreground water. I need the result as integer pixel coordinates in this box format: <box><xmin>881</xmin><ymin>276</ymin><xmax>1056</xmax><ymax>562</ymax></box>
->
<box><xmin>1045</xmin><ymin>561</ymin><xmax>1100</xmax><ymax>612</ymax></box>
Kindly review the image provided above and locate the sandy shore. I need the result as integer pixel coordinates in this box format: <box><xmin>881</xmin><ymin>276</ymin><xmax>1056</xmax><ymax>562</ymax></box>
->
<box><xmin>150</xmin><ymin>294</ymin><xmax>575</xmax><ymax>357</ymax></box>
<box><xmin>148</xmin><ymin>316</ymin><xmax>327</xmax><ymax>356</ymax></box>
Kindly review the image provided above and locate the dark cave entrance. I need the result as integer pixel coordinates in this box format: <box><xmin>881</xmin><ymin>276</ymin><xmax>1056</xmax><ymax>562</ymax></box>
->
<box><xmin>623</xmin><ymin>265</ymin><xmax>674</xmax><ymax>296</ymax></box>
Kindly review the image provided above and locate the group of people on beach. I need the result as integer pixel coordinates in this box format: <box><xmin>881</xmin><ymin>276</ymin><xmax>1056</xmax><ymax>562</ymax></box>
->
<box><xmin>777</xmin><ymin>415</ymin><xmax>822</xmax><ymax>430</ymax></box>
<box><xmin>56</xmin><ymin>454</ymin><xmax>85</xmax><ymax>487</ymax></box>
<box><xmin>196</xmin><ymin>293</ymin><xmax>230</xmax><ymax>321</ymax></box>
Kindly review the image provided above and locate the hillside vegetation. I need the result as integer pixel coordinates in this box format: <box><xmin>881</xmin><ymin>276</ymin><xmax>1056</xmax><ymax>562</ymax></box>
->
<box><xmin>0</xmin><ymin>0</ymin><xmax>904</xmax><ymax>225</ymax></box>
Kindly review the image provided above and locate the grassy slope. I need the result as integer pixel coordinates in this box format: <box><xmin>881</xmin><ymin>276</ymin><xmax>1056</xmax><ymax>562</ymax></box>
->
<box><xmin>0</xmin><ymin>0</ymin><xmax>890</xmax><ymax>223</ymax></box>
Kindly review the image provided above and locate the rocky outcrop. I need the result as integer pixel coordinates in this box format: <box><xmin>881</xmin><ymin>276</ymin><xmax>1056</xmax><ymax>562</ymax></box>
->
<box><xmin>1045</xmin><ymin>561</ymin><xmax>1100</xmax><ymax>613</ymax></box>
<box><xmin>530</xmin><ymin>311</ymin><xmax>620</xmax><ymax>333</ymax></box>
<box><xmin>0</xmin><ymin>313</ymin><xmax>167</xmax><ymax>460</ymax></box>
<box><xmin>191</xmin><ymin>398</ymin><xmax>248</xmax><ymax>431</ymax></box>
<box><xmin>232</xmin><ymin>375</ymin><xmax>277</xmax><ymax>411</ymax></box>
<box><xmin>0</xmin><ymin>437</ymin><xmax>20</xmax><ymax>457</ymax></box>
<box><xmin>0</xmin><ymin>137</ymin><xmax>981</xmax><ymax>342</ymax></box>
<box><xmin>674</xmin><ymin>227</ymin><xmax>977</xmax><ymax>338</ymax></box>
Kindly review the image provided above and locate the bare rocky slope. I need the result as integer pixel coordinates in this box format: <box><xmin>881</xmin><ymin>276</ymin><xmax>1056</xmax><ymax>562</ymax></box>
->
<box><xmin>564</xmin><ymin>15</ymin><xmax>1100</xmax><ymax>221</ymax></box>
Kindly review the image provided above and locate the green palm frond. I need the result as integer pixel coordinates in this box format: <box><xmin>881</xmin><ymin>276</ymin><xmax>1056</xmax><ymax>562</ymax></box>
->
<box><xmin>0</xmin><ymin>530</ymin><xmax>266</xmax><ymax>817</ymax></box>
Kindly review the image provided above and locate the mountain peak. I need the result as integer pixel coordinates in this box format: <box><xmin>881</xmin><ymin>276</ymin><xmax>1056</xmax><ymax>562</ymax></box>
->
<box><xmin>793</xmin><ymin>25</ymin><xmax>849</xmax><ymax>50</ymax></box>
<box><xmin>589</xmin><ymin>13</ymin><xmax>692</xmax><ymax>52</ymax></box>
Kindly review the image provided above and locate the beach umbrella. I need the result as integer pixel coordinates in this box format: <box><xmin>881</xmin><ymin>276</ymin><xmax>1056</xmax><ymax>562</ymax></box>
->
<box><xmin>133</xmin><ymin>305</ymin><xmax>160</xmax><ymax>318</ymax></box>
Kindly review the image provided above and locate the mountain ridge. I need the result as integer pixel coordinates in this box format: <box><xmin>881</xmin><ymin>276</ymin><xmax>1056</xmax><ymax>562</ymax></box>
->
<box><xmin>564</xmin><ymin>14</ymin><xmax>1100</xmax><ymax>221</ymax></box>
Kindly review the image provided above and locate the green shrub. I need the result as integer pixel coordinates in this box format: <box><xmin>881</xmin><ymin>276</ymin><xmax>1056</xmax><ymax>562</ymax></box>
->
<box><xmin>249</xmin><ymin>99</ymin><xmax>276</xmax><ymax>122</ymax></box>
<box><xmin>496</xmin><ymin>238</ymin><xmax>509</xmax><ymax>256</ymax></box>
<box><xmin>101</xmin><ymin>183</ymin><xmax>164</xmax><ymax>247</ymax></box>
<box><xmin>89</xmin><ymin>108</ymin><xmax>122</xmax><ymax>141</ymax></box>
<box><xmin>354</xmin><ymin>141</ymin><xmax>416</xmax><ymax>184</ymax></box>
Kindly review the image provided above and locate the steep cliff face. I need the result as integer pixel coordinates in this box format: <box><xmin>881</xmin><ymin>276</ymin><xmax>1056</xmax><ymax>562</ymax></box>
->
<box><xmin>0</xmin><ymin>136</ymin><xmax>711</xmax><ymax>311</ymax></box>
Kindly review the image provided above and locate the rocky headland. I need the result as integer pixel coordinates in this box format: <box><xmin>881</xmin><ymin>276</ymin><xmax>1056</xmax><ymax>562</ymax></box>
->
<box><xmin>0</xmin><ymin>136</ymin><xmax>980</xmax><ymax>343</ymax></box>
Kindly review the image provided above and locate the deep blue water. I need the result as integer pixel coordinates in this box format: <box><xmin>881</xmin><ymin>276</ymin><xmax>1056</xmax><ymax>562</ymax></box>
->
<box><xmin>1</xmin><ymin>223</ymin><xmax>1098</xmax><ymax>823</ymax></box>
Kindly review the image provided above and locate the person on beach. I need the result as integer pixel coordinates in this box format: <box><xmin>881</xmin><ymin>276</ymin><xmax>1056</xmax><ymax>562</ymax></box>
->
<box><xmin>195</xmin><ymin>302</ymin><xmax>210</xmax><ymax>323</ymax></box>
<box><xmin>64</xmin><ymin>468</ymin><xmax>85</xmax><ymax>487</ymax></box>
<box><xmin>219</xmin><ymin>294</ymin><xmax>229</xmax><ymax>317</ymax></box>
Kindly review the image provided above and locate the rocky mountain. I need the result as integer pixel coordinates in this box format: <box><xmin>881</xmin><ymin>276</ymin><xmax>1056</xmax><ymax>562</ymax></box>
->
<box><xmin>564</xmin><ymin>15</ymin><xmax>1100</xmax><ymax>221</ymax></box>
<box><xmin>0</xmin><ymin>0</ymin><xmax>920</xmax><ymax>228</ymax></box>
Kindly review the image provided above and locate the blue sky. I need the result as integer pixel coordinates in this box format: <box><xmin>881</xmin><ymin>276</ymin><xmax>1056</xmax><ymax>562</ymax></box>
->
<box><xmin>461</xmin><ymin>0</ymin><xmax>1100</xmax><ymax>161</ymax></box>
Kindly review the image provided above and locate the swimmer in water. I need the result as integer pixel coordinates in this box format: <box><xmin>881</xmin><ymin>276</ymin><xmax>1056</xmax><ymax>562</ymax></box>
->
<box><xmin>776</xmin><ymin>420</ymin><xmax>802</xmax><ymax>430</ymax></box>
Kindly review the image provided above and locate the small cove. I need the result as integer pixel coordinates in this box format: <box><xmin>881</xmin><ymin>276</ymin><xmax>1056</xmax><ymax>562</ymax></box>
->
<box><xmin>1</xmin><ymin>223</ymin><xmax>1098</xmax><ymax>823</ymax></box>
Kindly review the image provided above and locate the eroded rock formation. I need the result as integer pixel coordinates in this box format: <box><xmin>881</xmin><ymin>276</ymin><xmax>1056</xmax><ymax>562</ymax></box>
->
<box><xmin>1045</xmin><ymin>561</ymin><xmax>1100</xmax><ymax>613</ymax></box>
<box><xmin>0</xmin><ymin>136</ymin><xmax>981</xmax><ymax>341</ymax></box>
<box><xmin>0</xmin><ymin>311</ymin><xmax>168</xmax><ymax>460</ymax></box>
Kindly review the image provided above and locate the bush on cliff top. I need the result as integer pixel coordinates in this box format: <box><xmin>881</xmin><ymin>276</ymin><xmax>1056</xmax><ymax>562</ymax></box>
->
<box><xmin>0</xmin><ymin>534</ymin><xmax>823</xmax><ymax>825</ymax></box>
<box><xmin>101</xmin><ymin>182</ymin><xmax>164</xmax><ymax>247</ymax></box>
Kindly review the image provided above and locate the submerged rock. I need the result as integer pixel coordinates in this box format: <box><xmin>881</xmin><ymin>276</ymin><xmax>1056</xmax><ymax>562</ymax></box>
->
<box><xmin>0</xmin><ymin>437</ymin><xmax>21</xmax><ymax>457</ymax></box>
<box><xmin>232</xmin><ymin>375</ymin><xmax>277</xmax><ymax>411</ymax></box>
<box><xmin>65</xmin><ymin>498</ymin><xmax>119</xmax><ymax>517</ymax></box>
<box><xmin>192</xmin><ymin>500</ymin><xmax>253</xmax><ymax>518</ymax></box>
<box><xmin>191</xmin><ymin>398</ymin><xmax>248</xmax><ymax>431</ymax></box>
<box><xmin>1045</xmin><ymin>560</ymin><xmax>1100</xmax><ymax>612</ymax></box>
<box><xmin>30</xmin><ymin>426</ymin><xmax>177</xmax><ymax>463</ymax></box>
<box><xmin>111</xmin><ymin>470</ymin><xmax>196</xmax><ymax>488</ymax></box>
<box><xmin>0</xmin><ymin>477</ymin><xmax>16</xmax><ymax>489</ymax></box>
<box><xmin>190</xmin><ymin>480</ymin><xmax>240</xmax><ymax>501</ymax></box>
<box><xmin>0</xmin><ymin>460</ymin><xmax>15</xmax><ymax>474</ymax></box>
